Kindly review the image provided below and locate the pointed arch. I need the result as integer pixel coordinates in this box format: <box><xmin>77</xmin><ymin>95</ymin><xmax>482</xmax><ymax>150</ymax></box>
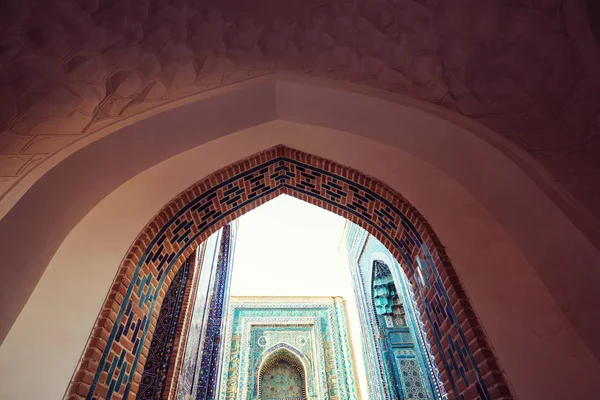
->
<box><xmin>256</xmin><ymin>345</ymin><xmax>309</xmax><ymax>400</ymax></box>
<box><xmin>65</xmin><ymin>145</ymin><xmax>511</xmax><ymax>400</ymax></box>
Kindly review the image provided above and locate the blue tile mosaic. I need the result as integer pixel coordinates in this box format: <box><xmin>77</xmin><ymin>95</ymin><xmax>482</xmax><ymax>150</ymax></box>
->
<box><xmin>136</xmin><ymin>257</ymin><xmax>191</xmax><ymax>400</ymax></box>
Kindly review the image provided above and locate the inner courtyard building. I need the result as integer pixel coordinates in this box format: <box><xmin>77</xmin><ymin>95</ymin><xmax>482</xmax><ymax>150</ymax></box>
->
<box><xmin>0</xmin><ymin>1</ymin><xmax>600</xmax><ymax>399</ymax></box>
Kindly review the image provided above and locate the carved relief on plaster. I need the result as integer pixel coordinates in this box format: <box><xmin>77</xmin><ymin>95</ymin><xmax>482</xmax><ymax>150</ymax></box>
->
<box><xmin>1</xmin><ymin>0</ymin><xmax>599</xmax><ymax>223</ymax></box>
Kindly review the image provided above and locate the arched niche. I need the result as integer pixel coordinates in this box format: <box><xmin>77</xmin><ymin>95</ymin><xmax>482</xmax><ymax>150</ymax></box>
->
<box><xmin>0</xmin><ymin>78</ymin><xmax>598</xmax><ymax>400</ymax></box>
<box><xmin>369</xmin><ymin>259</ymin><xmax>436</xmax><ymax>400</ymax></box>
<box><xmin>363</xmin><ymin>253</ymin><xmax>399</xmax><ymax>306</ymax></box>
<box><xmin>371</xmin><ymin>261</ymin><xmax>405</xmax><ymax>329</ymax></box>
<box><xmin>256</xmin><ymin>346</ymin><xmax>310</xmax><ymax>400</ymax></box>
<box><xmin>371</xmin><ymin>261</ymin><xmax>406</xmax><ymax>399</ymax></box>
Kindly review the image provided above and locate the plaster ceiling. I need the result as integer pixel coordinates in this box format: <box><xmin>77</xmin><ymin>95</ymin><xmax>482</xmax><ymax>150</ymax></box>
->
<box><xmin>0</xmin><ymin>0</ymin><xmax>599</xmax><ymax>229</ymax></box>
<box><xmin>586</xmin><ymin>0</ymin><xmax>600</xmax><ymax>46</ymax></box>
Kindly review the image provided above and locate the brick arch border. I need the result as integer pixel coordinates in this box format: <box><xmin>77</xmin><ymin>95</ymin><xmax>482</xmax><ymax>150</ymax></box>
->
<box><xmin>66</xmin><ymin>145</ymin><xmax>512</xmax><ymax>400</ymax></box>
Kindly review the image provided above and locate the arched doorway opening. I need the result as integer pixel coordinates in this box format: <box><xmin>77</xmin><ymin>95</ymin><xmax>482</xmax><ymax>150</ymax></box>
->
<box><xmin>64</xmin><ymin>146</ymin><xmax>509</xmax><ymax>399</ymax></box>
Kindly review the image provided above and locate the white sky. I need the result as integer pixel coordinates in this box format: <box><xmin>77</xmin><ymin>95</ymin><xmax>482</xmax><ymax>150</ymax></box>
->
<box><xmin>230</xmin><ymin>194</ymin><xmax>348</xmax><ymax>297</ymax></box>
<box><xmin>229</xmin><ymin>194</ymin><xmax>368</xmax><ymax>398</ymax></box>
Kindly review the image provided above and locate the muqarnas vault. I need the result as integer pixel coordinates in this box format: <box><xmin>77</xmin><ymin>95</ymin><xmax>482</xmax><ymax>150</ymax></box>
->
<box><xmin>217</xmin><ymin>297</ymin><xmax>359</xmax><ymax>400</ymax></box>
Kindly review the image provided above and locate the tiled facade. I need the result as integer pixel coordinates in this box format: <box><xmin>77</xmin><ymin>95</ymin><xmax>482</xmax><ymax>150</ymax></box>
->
<box><xmin>217</xmin><ymin>298</ymin><xmax>358</xmax><ymax>400</ymax></box>
<box><xmin>136</xmin><ymin>256</ymin><xmax>192</xmax><ymax>400</ymax></box>
<box><xmin>345</xmin><ymin>223</ymin><xmax>445</xmax><ymax>400</ymax></box>
<box><xmin>175</xmin><ymin>229</ymin><xmax>220</xmax><ymax>400</ymax></box>
<box><xmin>194</xmin><ymin>224</ymin><xmax>237</xmax><ymax>400</ymax></box>
<box><xmin>67</xmin><ymin>145</ymin><xmax>511</xmax><ymax>400</ymax></box>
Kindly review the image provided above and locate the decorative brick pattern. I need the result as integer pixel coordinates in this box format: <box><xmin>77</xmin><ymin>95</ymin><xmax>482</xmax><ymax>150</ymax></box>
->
<box><xmin>136</xmin><ymin>257</ymin><xmax>191</xmax><ymax>400</ymax></box>
<box><xmin>67</xmin><ymin>145</ymin><xmax>511</xmax><ymax>400</ymax></box>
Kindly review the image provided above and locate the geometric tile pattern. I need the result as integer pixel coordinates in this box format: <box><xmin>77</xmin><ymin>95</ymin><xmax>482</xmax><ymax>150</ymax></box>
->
<box><xmin>136</xmin><ymin>257</ymin><xmax>191</xmax><ymax>400</ymax></box>
<box><xmin>218</xmin><ymin>299</ymin><xmax>357</xmax><ymax>400</ymax></box>
<box><xmin>398</xmin><ymin>357</ymin><xmax>428</xmax><ymax>399</ymax></box>
<box><xmin>260</xmin><ymin>359</ymin><xmax>304</xmax><ymax>399</ymax></box>
<box><xmin>175</xmin><ymin>230</ymin><xmax>223</xmax><ymax>400</ymax></box>
<box><xmin>195</xmin><ymin>225</ymin><xmax>234</xmax><ymax>400</ymax></box>
<box><xmin>66</xmin><ymin>145</ymin><xmax>512</xmax><ymax>400</ymax></box>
